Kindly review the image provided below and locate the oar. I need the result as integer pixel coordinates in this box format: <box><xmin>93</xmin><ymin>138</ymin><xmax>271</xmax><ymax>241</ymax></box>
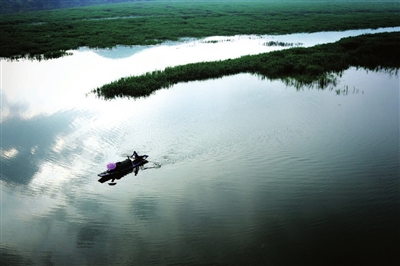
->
<box><xmin>109</xmin><ymin>178</ymin><xmax>117</xmax><ymax>186</ymax></box>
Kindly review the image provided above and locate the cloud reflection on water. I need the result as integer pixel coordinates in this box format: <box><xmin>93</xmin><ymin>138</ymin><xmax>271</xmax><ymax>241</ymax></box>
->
<box><xmin>1</xmin><ymin>110</ymin><xmax>77</xmax><ymax>185</ymax></box>
<box><xmin>2</xmin><ymin>27</ymin><xmax>399</xmax><ymax>120</ymax></box>
<box><xmin>1</xmin><ymin>28</ymin><xmax>399</xmax><ymax>265</ymax></box>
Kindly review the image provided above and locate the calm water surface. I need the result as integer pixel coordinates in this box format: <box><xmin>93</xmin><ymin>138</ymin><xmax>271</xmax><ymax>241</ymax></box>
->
<box><xmin>1</xmin><ymin>28</ymin><xmax>399</xmax><ymax>265</ymax></box>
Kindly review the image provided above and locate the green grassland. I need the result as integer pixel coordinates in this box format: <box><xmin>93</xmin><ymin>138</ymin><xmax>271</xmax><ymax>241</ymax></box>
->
<box><xmin>93</xmin><ymin>32</ymin><xmax>400</xmax><ymax>99</ymax></box>
<box><xmin>1</xmin><ymin>1</ymin><xmax>399</xmax><ymax>59</ymax></box>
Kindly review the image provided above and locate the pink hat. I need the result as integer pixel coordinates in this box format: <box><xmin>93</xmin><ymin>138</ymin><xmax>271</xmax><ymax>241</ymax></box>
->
<box><xmin>107</xmin><ymin>162</ymin><xmax>116</xmax><ymax>170</ymax></box>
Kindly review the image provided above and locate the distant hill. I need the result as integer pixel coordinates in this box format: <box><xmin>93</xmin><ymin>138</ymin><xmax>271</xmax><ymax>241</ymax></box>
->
<box><xmin>0</xmin><ymin>0</ymin><xmax>151</xmax><ymax>14</ymax></box>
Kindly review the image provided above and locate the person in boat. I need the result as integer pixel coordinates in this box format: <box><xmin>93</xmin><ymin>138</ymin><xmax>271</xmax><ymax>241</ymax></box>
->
<box><xmin>132</xmin><ymin>151</ymin><xmax>145</xmax><ymax>161</ymax></box>
<box><xmin>131</xmin><ymin>151</ymin><xmax>144</xmax><ymax>176</ymax></box>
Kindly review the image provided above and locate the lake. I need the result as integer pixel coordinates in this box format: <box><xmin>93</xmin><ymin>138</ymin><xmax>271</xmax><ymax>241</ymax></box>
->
<box><xmin>1</xmin><ymin>28</ymin><xmax>399</xmax><ymax>265</ymax></box>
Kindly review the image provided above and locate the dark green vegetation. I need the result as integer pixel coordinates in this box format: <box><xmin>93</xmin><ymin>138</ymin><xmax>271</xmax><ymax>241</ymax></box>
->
<box><xmin>94</xmin><ymin>32</ymin><xmax>400</xmax><ymax>99</ymax></box>
<box><xmin>1</xmin><ymin>1</ymin><xmax>399</xmax><ymax>59</ymax></box>
<box><xmin>1</xmin><ymin>0</ymin><xmax>149</xmax><ymax>14</ymax></box>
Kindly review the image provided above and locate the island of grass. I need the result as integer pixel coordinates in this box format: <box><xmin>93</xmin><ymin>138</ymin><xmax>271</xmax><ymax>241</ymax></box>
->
<box><xmin>1</xmin><ymin>1</ymin><xmax>399</xmax><ymax>59</ymax></box>
<box><xmin>94</xmin><ymin>32</ymin><xmax>400</xmax><ymax>99</ymax></box>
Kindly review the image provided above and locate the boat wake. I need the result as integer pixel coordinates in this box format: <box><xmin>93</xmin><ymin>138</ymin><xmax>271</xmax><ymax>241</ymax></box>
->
<box><xmin>143</xmin><ymin>161</ymin><xmax>162</xmax><ymax>169</ymax></box>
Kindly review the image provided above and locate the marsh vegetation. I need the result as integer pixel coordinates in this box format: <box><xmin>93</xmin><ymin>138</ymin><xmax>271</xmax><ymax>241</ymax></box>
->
<box><xmin>1</xmin><ymin>1</ymin><xmax>399</xmax><ymax>59</ymax></box>
<box><xmin>94</xmin><ymin>32</ymin><xmax>400</xmax><ymax>99</ymax></box>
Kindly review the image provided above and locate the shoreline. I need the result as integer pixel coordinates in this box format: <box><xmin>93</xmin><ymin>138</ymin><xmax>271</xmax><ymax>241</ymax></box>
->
<box><xmin>72</xmin><ymin>26</ymin><xmax>400</xmax><ymax>58</ymax></box>
<box><xmin>94</xmin><ymin>32</ymin><xmax>400</xmax><ymax>99</ymax></box>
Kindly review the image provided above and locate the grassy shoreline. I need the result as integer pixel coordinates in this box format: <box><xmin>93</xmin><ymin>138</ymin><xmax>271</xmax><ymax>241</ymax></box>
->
<box><xmin>1</xmin><ymin>1</ymin><xmax>399</xmax><ymax>59</ymax></box>
<box><xmin>94</xmin><ymin>32</ymin><xmax>400</xmax><ymax>99</ymax></box>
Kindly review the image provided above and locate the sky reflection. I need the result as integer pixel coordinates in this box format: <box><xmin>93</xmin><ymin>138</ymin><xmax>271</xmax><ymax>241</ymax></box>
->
<box><xmin>1</xmin><ymin>27</ymin><xmax>399</xmax><ymax>120</ymax></box>
<box><xmin>1</xmin><ymin>28</ymin><xmax>399</xmax><ymax>265</ymax></box>
<box><xmin>1</xmin><ymin>110</ymin><xmax>79</xmax><ymax>184</ymax></box>
<box><xmin>1</xmin><ymin>68</ymin><xmax>398</xmax><ymax>265</ymax></box>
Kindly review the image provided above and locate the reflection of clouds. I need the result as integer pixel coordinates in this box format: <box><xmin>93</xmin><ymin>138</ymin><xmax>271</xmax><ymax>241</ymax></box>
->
<box><xmin>0</xmin><ymin>93</ymin><xmax>30</xmax><ymax>122</ymax></box>
<box><xmin>3</xmin><ymin>27</ymin><xmax>399</xmax><ymax>120</ymax></box>
<box><xmin>2</xmin><ymin>97</ymin><xmax>143</xmax><ymax>188</ymax></box>
<box><xmin>2</xmin><ymin>29</ymin><xmax>399</xmax><ymax>265</ymax></box>
<box><xmin>1</xmin><ymin>147</ymin><xmax>18</xmax><ymax>159</ymax></box>
<box><xmin>2</xmin><ymin>173</ymin><xmax>113</xmax><ymax>265</ymax></box>
<box><xmin>3</xmin><ymin>97</ymin><xmax>116</xmax><ymax>188</ymax></box>
<box><xmin>89</xmin><ymin>45</ymin><xmax>149</xmax><ymax>59</ymax></box>
<box><xmin>30</xmin><ymin>161</ymin><xmax>72</xmax><ymax>191</ymax></box>
<box><xmin>31</xmin><ymin>145</ymin><xmax>38</xmax><ymax>155</ymax></box>
<box><xmin>1</xmin><ymin>110</ymin><xmax>78</xmax><ymax>185</ymax></box>
<box><xmin>51</xmin><ymin>135</ymin><xmax>66</xmax><ymax>153</ymax></box>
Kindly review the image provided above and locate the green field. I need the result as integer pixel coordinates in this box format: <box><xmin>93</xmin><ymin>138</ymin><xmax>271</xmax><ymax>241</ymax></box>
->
<box><xmin>1</xmin><ymin>1</ymin><xmax>399</xmax><ymax>59</ymax></box>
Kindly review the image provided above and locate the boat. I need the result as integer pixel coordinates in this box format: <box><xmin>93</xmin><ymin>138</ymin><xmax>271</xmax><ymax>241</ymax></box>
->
<box><xmin>98</xmin><ymin>152</ymin><xmax>149</xmax><ymax>184</ymax></box>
